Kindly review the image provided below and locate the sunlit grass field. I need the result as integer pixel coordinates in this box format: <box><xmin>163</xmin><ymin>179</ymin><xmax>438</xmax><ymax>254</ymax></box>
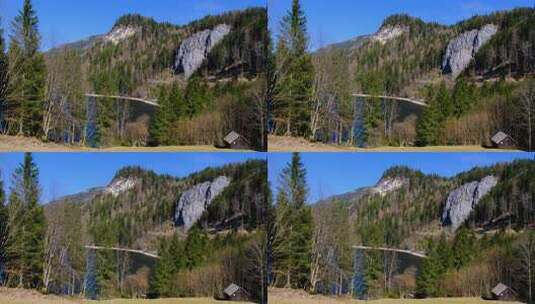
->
<box><xmin>0</xmin><ymin>289</ymin><xmax>249</xmax><ymax>304</ymax></box>
<box><xmin>270</xmin><ymin>297</ymin><xmax>522</xmax><ymax>304</ymax></box>
<box><xmin>268</xmin><ymin>288</ymin><xmax>523</xmax><ymax>304</ymax></box>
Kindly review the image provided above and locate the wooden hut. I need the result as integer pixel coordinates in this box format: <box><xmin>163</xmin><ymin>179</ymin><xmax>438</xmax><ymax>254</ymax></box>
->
<box><xmin>223</xmin><ymin>131</ymin><xmax>249</xmax><ymax>150</ymax></box>
<box><xmin>223</xmin><ymin>283</ymin><xmax>250</xmax><ymax>301</ymax></box>
<box><xmin>491</xmin><ymin>283</ymin><xmax>517</xmax><ymax>301</ymax></box>
<box><xmin>490</xmin><ymin>131</ymin><xmax>516</xmax><ymax>148</ymax></box>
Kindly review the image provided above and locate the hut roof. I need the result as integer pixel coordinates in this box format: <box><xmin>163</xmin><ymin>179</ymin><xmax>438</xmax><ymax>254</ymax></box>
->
<box><xmin>224</xmin><ymin>131</ymin><xmax>241</xmax><ymax>144</ymax></box>
<box><xmin>492</xmin><ymin>283</ymin><xmax>513</xmax><ymax>296</ymax></box>
<box><xmin>224</xmin><ymin>283</ymin><xmax>242</xmax><ymax>296</ymax></box>
<box><xmin>491</xmin><ymin>131</ymin><xmax>510</xmax><ymax>144</ymax></box>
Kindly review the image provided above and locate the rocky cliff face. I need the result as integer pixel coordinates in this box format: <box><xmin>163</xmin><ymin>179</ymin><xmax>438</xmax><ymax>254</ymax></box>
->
<box><xmin>174</xmin><ymin>24</ymin><xmax>231</xmax><ymax>79</ymax></box>
<box><xmin>372</xmin><ymin>25</ymin><xmax>408</xmax><ymax>44</ymax></box>
<box><xmin>174</xmin><ymin>176</ymin><xmax>231</xmax><ymax>230</ymax></box>
<box><xmin>104</xmin><ymin>26</ymin><xmax>139</xmax><ymax>44</ymax></box>
<box><xmin>441</xmin><ymin>175</ymin><xmax>498</xmax><ymax>231</ymax></box>
<box><xmin>105</xmin><ymin>177</ymin><xmax>139</xmax><ymax>197</ymax></box>
<box><xmin>442</xmin><ymin>24</ymin><xmax>498</xmax><ymax>78</ymax></box>
<box><xmin>372</xmin><ymin>176</ymin><xmax>408</xmax><ymax>196</ymax></box>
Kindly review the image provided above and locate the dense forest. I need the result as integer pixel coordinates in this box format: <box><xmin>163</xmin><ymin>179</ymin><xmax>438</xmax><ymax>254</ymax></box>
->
<box><xmin>270</xmin><ymin>1</ymin><xmax>535</xmax><ymax>150</ymax></box>
<box><xmin>0</xmin><ymin>155</ymin><xmax>268</xmax><ymax>303</ymax></box>
<box><xmin>270</xmin><ymin>153</ymin><xmax>535</xmax><ymax>302</ymax></box>
<box><xmin>0</xmin><ymin>0</ymin><xmax>268</xmax><ymax>150</ymax></box>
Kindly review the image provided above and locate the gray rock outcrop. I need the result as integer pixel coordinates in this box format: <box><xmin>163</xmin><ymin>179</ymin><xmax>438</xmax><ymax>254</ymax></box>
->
<box><xmin>442</xmin><ymin>24</ymin><xmax>498</xmax><ymax>78</ymax></box>
<box><xmin>174</xmin><ymin>24</ymin><xmax>231</xmax><ymax>79</ymax></box>
<box><xmin>372</xmin><ymin>176</ymin><xmax>408</xmax><ymax>196</ymax></box>
<box><xmin>105</xmin><ymin>177</ymin><xmax>138</xmax><ymax>197</ymax></box>
<box><xmin>104</xmin><ymin>26</ymin><xmax>139</xmax><ymax>45</ymax></box>
<box><xmin>441</xmin><ymin>175</ymin><xmax>498</xmax><ymax>231</ymax></box>
<box><xmin>174</xmin><ymin>176</ymin><xmax>231</xmax><ymax>230</ymax></box>
<box><xmin>372</xmin><ymin>25</ymin><xmax>409</xmax><ymax>44</ymax></box>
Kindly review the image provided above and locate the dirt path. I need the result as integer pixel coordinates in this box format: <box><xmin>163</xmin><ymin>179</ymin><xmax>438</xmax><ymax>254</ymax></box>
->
<box><xmin>268</xmin><ymin>135</ymin><xmax>518</xmax><ymax>152</ymax></box>
<box><xmin>0</xmin><ymin>135</ymin><xmax>248</xmax><ymax>152</ymax></box>
<box><xmin>268</xmin><ymin>288</ymin><xmax>521</xmax><ymax>304</ymax></box>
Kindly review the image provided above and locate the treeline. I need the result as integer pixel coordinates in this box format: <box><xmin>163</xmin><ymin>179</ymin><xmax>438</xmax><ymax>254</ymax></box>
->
<box><xmin>151</xmin><ymin>229</ymin><xmax>265</xmax><ymax>302</ymax></box>
<box><xmin>149</xmin><ymin>77</ymin><xmax>266</xmax><ymax>149</ymax></box>
<box><xmin>416</xmin><ymin>77</ymin><xmax>535</xmax><ymax>150</ymax></box>
<box><xmin>417</xmin><ymin>230</ymin><xmax>535</xmax><ymax>302</ymax></box>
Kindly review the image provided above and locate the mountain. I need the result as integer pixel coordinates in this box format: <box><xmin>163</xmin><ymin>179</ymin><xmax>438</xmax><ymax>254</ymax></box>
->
<box><xmin>42</xmin><ymin>160</ymin><xmax>267</xmax><ymax>300</ymax></box>
<box><xmin>311</xmin><ymin>8</ymin><xmax>535</xmax><ymax>149</ymax></box>
<box><xmin>45</xmin><ymin>160</ymin><xmax>267</xmax><ymax>252</ymax></box>
<box><xmin>317</xmin><ymin>159</ymin><xmax>535</xmax><ymax>250</ymax></box>
<box><xmin>42</xmin><ymin>8</ymin><xmax>268</xmax><ymax>150</ymax></box>
<box><xmin>311</xmin><ymin>159</ymin><xmax>534</xmax><ymax>299</ymax></box>
<box><xmin>49</xmin><ymin>8</ymin><xmax>268</xmax><ymax>97</ymax></box>
<box><xmin>318</xmin><ymin>8</ymin><xmax>535</xmax><ymax>97</ymax></box>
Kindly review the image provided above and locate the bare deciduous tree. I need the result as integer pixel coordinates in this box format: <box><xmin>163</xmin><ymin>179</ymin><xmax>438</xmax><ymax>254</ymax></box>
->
<box><xmin>515</xmin><ymin>232</ymin><xmax>535</xmax><ymax>303</ymax></box>
<box><xmin>519</xmin><ymin>81</ymin><xmax>535</xmax><ymax>151</ymax></box>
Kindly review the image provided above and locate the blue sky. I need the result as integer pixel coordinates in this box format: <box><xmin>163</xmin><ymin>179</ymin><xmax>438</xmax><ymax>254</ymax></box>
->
<box><xmin>269</xmin><ymin>0</ymin><xmax>535</xmax><ymax>50</ymax></box>
<box><xmin>268</xmin><ymin>152</ymin><xmax>535</xmax><ymax>204</ymax></box>
<box><xmin>0</xmin><ymin>153</ymin><xmax>266</xmax><ymax>204</ymax></box>
<box><xmin>0</xmin><ymin>0</ymin><xmax>267</xmax><ymax>50</ymax></box>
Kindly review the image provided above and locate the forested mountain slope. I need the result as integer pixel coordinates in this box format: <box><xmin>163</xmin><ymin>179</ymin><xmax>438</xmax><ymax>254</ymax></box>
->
<box><xmin>51</xmin><ymin>8</ymin><xmax>267</xmax><ymax>96</ymax></box>
<box><xmin>41</xmin><ymin>160</ymin><xmax>267</xmax><ymax>300</ymax></box>
<box><xmin>46</xmin><ymin>159</ymin><xmax>267</xmax><ymax>251</ymax></box>
<box><xmin>311</xmin><ymin>8</ymin><xmax>535</xmax><ymax>149</ymax></box>
<box><xmin>313</xmin><ymin>159</ymin><xmax>535</xmax><ymax>299</ymax></box>
<box><xmin>319</xmin><ymin>8</ymin><xmax>535</xmax><ymax>96</ymax></box>
<box><xmin>319</xmin><ymin>159</ymin><xmax>534</xmax><ymax>249</ymax></box>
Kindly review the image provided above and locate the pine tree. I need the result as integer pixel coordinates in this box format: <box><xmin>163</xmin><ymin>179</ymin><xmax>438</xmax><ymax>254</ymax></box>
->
<box><xmin>280</xmin><ymin>152</ymin><xmax>308</xmax><ymax>208</ymax></box>
<box><xmin>274</xmin><ymin>0</ymin><xmax>314</xmax><ymax>137</ymax></box>
<box><xmin>273</xmin><ymin>152</ymin><xmax>313</xmax><ymax>289</ymax></box>
<box><xmin>416</xmin><ymin>84</ymin><xmax>448</xmax><ymax>146</ymax></box>
<box><xmin>6</xmin><ymin>0</ymin><xmax>46</xmax><ymax>137</ymax></box>
<box><xmin>6</xmin><ymin>152</ymin><xmax>46</xmax><ymax>289</ymax></box>
<box><xmin>149</xmin><ymin>86</ymin><xmax>171</xmax><ymax>146</ymax></box>
<box><xmin>416</xmin><ymin>235</ymin><xmax>452</xmax><ymax>297</ymax></box>
<box><xmin>152</xmin><ymin>233</ymin><xmax>185</xmax><ymax>297</ymax></box>
<box><xmin>0</xmin><ymin>172</ymin><xmax>8</xmax><ymax>282</ymax></box>
<box><xmin>0</xmin><ymin>19</ymin><xmax>8</xmax><ymax>124</ymax></box>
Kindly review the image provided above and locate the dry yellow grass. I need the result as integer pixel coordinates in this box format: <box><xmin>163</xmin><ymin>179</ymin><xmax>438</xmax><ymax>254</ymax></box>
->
<box><xmin>0</xmin><ymin>288</ymin><xmax>248</xmax><ymax>304</ymax></box>
<box><xmin>268</xmin><ymin>288</ymin><xmax>522</xmax><ymax>304</ymax></box>
<box><xmin>88</xmin><ymin>299</ymin><xmax>248</xmax><ymax>304</ymax></box>
<box><xmin>268</xmin><ymin>135</ymin><xmax>519</xmax><ymax>152</ymax></box>
<box><xmin>0</xmin><ymin>135</ymin><xmax>250</xmax><ymax>152</ymax></box>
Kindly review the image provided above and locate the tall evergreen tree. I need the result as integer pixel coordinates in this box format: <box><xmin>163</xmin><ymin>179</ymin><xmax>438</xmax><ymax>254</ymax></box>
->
<box><xmin>7</xmin><ymin>0</ymin><xmax>46</xmax><ymax>137</ymax></box>
<box><xmin>152</xmin><ymin>233</ymin><xmax>185</xmax><ymax>297</ymax></box>
<box><xmin>274</xmin><ymin>0</ymin><xmax>314</xmax><ymax>137</ymax></box>
<box><xmin>0</xmin><ymin>19</ymin><xmax>8</xmax><ymax>125</ymax></box>
<box><xmin>273</xmin><ymin>152</ymin><xmax>313</xmax><ymax>289</ymax></box>
<box><xmin>0</xmin><ymin>171</ymin><xmax>8</xmax><ymax>283</ymax></box>
<box><xmin>6</xmin><ymin>152</ymin><xmax>46</xmax><ymax>289</ymax></box>
<box><xmin>416</xmin><ymin>84</ymin><xmax>449</xmax><ymax>146</ymax></box>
